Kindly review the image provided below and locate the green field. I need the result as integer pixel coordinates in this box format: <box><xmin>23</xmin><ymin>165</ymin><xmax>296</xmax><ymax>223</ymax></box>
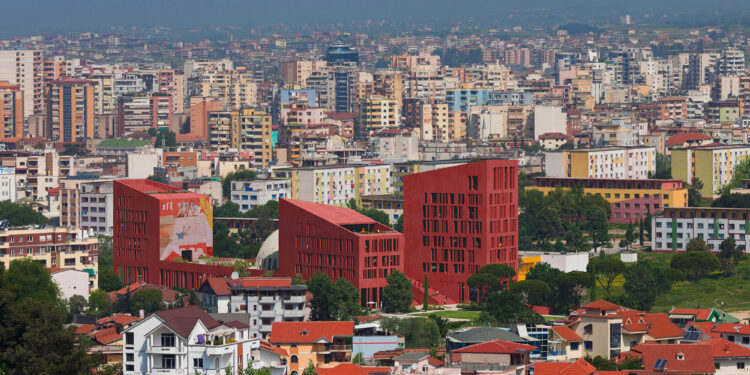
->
<box><xmin>414</xmin><ymin>310</ymin><xmax>482</xmax><ymax>320</ymax></box>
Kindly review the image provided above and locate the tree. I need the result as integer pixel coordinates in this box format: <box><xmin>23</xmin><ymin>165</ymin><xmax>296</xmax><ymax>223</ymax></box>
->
<box><xmin>61</xmin><ymin>142</ymin><xmax>88</xmax><ymax>156</ymax></box>
<box><xmin>243</xmin><ymin>368</ymin><xmax>272</xmax><ymax>375</ymax></box>
<box><xmin>467</xmin><ymin>273</ymin><xmax>500</xmax><ymax>303</ymax></box>
<box><xmin>154</xmin><ymin>128</ymin><xmax>176</xmax><ymax>147</ymax></box>
<box><xmin>719</xmin><ymin>238</ymin><xmax>744</xmax><ymax>275</ymax></box>
<box><xmin>360</xmin><ymin>208</ymin><xmax>390</xmax><ymax>227</ymax></box>
<box><xmin>382</xmin><ymin>271</ymin><xmax>413</xmax><ymax>313</ymax></box>
<box><xmin>214</xmin><ymin>201</ymin><xmax>241</xmax><ymax>217</ymax></box>
<box><xmin>509</xmin><ymin>279</ymin><xmax>551</xmax><ymax>306</ymax></box>
<box><xmin>306</xmin><ymin>273</ymin><xmax>360</xmax><ymax>321</ymax></box>
<box><xmin>587</xmin><ymin>257</ymin><xmax>625</xmax><ymax>297</ymax></box>
<box><xmin>423</xmin><ymin>275</ymin><xmax>429</xmax><ymax>311</ymax></box>
<box><xmin>147</xmin><ymin>174</ymin><xmax>169</xmax><ymax>184</ymax></box>
<box><xmin>98</xmin><ymin>268</ymin><xmax>123</xmax><ymax>292</ymax></box>
<box><xmin>130</xmin><ymin>289</ymin><xmax>163</xmax><ymax>315</ymax></box>
<box><xmin>302</xmin><ymin>361</ymin><xmax>318</xmax><ymax>375</ymax></box>
<box><xmin>381</xmin><ymin>318</ymin><xmax>441</xmax><ymax>347</ymax></box>
<box><xmin>720</xmin><ymin>158</ymin><xmax>750</xmax><ymax>193</ymax></box>
<box><xmin>4</xmin><ymin>258</ymin><xmax>59</xmax><ymax>303</ymax></box>
<box><xmin>88</xmin><ymin>289</ymin><xmax>110</xmax><ymax>316</ymax></box>
<box><xmin>67</xmin><ymin>295</ymin><xmax>88</xmax><ymax>316</ymax></box>
<box><xmin>688</xmin><ymin>177</ymin><xmax>704</xmax><ymax>206</ymax></box>
<box><xmin>671</xmin><ymin>251</ymin><xmax>720</xmax><ymax>280</ymax></box>
<box><xmin>564</xmin><ymin>222</ymin><xmax>590</xmax><ymax>253</ymax></box>
<box><xmin>478</xmin><ymin>263</ymin><xmax>517</xmax><ymax>288</ymax></box>
<box><xmin>558</xmin><ymin>271</ymin><xmax>592</xmax><ymax>311</ymax></box>
<box><xmin>484</xmin><ymin>290</ymin><xmax>543</xmax><ymax>324</ymax></box>
<box><xmin>222</xmin><ymin>169</ymin><xmax>258</xmax><ymax>198</ymax></box>
<box><xmin>638</xmin><ymin>219</ymin><xmax>645</xmax><ymax>246</ymax></box>
<box><xmin>623</xmin><ymin>261</ymin><xmax>660</xmax><ymax>311</ymax></box>
<box><xmin>352</xmin><ymin>352</ymin><xmax>366</xmax><ymax>365</ymax></box>
<box><xmin>0</xmin><ymin>200</ymin><xmax>49</xmax><ymax>226</ymax></box>
<box><xmin>686</xmin><ymin>238</ymin><xmax>710</xmax><ymax>252</ymax></box>
<box><xmin>713</xmin><ymin>193</ymin><xmax>750</xmax><ymax>208</ymax></box>
<box><xmin>619</xmin><ymin>221</ymin><xmax>637</xmax><ymax>251</ymax></box>
<box><xmin>394</xmin><ymin>215</ymin><xmax>404</xmax><ymax>232</ymax></box>
<box><xmin>649</xmin><ymin>153</ymin><xmax>671</xmax><ymax>179</ymax></box>
<box><xmin>584</xmin><ymin>195</ymin><xmax>611</xmax><ymax>252</ymax></box>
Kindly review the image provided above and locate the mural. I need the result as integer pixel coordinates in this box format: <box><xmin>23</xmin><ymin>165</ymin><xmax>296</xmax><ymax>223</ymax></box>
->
<box><xmin>158</xmin><ymin>196</ymin><xmax>213</xmax><ymax>261</ymax></box>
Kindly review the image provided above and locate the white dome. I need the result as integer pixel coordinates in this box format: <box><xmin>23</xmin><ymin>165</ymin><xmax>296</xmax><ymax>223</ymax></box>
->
<box><xmin>255</xmin><ymin>229</ymin><xmax>279</xmax><ymax>270</ymax></box>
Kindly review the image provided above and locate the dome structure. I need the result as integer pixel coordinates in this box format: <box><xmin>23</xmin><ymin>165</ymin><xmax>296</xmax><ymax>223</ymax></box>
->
<box><xmin>255</xmin><ymin>229</ymin><xmax>279</xmax><ymax>270</ymax></box>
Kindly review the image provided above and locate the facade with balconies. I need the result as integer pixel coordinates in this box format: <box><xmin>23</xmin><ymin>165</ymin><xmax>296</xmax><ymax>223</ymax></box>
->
<box><xmin>123</xmin><ymin>305</ymin><xmax>287</xmax><ymax>375</ymax></box>
<box><xmin>269</xmin><ymin>321</ymin><xmax>354</xmax><ymax>374</ymax></box>
<box><xmin>198</xmin><ymin>277</ymin><xmax>307</xmax><ymax>340</ymax></box>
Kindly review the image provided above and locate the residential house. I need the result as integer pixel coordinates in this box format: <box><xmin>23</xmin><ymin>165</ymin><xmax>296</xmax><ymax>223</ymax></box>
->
<box><xmin>269</xmin><ymin>321</ymin><xmax>354</xmax><ymax>373</ymax></box>
<box><xmin>669</xmin><ymin>308</ymin><xmax>730</xmax><ymax>327</ymax></box>
<box><xmin>548</xmin><ymin>326</ymin><xmax>584</xmax><ymax>361</ymax></box>
<box><xmin>712</xmin><ymin>323</ymin><xmax>750</xmax><ymax>348</ymax></box>
<box><xmin>630</xmin><ymin>338</ymin><xmax>750</xmax><ymax>375</ymax></box>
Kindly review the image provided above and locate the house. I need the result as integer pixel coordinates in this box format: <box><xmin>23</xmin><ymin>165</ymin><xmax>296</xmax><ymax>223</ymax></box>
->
<box><xmin>548</xmin><ymin>326</ymin><xmax>584</xmax><ymax>361</ymax></box>
<box><xmin>50</xmin><ymin>268</ymin><xmax>91</xmax><ymax>300</ymax></box>
<box><xmin>449</xmin><ymin>340</ymin><xmax>536</xmax><ymax>369</ymax></box>
<box><xmin>682</xmin><ymin>322</ymin><xmax>721</xmax><ymax>343</ymax></box>
<box><xmin>630</xmin><ymin>338</ymin><xmax>750</xmax><ymax>375</ymax></box>
<box><xmin>668</xmin><ymin>308</ymin><xmax>730</xmax><ymax>327</ymax></box>
<box><xmin>269</xmin><ymin>321</ymin><xmax>354</xmax><ymax>373</ymax></box>
<box><xmin>712</xmin><ymin>323</ymin><xmax>750</xmax><ymax>348</ymax></box>
<box><xmin>73</xmin><ymin>313</ymin><xmax>142</xmax><ymax>365</ymax></box>
<box><xmin>532</xmin><ymin>358</ymin><xmax>596</xmax><ymax>375</ymax></box>
<box><xmin>446</xmin><ymin>327</ymin><xmax>528</xmax><ymax>354</ymax></box>
<box><xmin>122</xmin><ymin>305</ymin><xmax>263</xmax><ymax>375</ymax></box>
<box><xmin>539</xmin><ymin>132</ymin><xmax>573</xmax><ymax>150</ymax></box>
<box><xmin>318</xmin><ymin>363</ymin><xmax>390</xmax><ymax>375</ymax></box>
<box><xmin>568</xmin><ymin>300</ymin><xmax>684</xmax><ymax>359</ymax></box>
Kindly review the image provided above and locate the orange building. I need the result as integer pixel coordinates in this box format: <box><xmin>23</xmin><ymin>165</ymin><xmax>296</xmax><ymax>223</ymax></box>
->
<box><xmin>0</xmin><ymin>81</ymin><xmax>23</xmax><ymax>140</ymax></box>
<box><xmin>188</xmin><ymin>96</ymin><xmax>221</xmax><ymax>141</ymax></box>
<box><xmin>45</xmin><ymin>79</ymin><xmax>95</xmax><ymax>142</ymax></box>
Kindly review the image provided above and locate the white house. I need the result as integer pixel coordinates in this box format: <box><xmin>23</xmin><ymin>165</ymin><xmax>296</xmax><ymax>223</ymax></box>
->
<box><xmin>123</xmin><ymin>305</ymin><xmax>287</xmax><ymax>375</ymax></box>
<box><xmin>51</xmin><ymin>268</ymin><xmax>90</xmax><ymax>300</ymax></box>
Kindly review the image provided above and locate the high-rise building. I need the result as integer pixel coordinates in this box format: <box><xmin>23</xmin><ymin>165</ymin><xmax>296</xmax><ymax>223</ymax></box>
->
<box><xmin>403</xmin><ymin>160</ymin><xmax>519</xmax><ymax>303</ymax></box>
<box><xmin>0</xmin><ymin>50</ymin><xmax>43</xmax><ymax>117</ymax></box>
<box><xmin>187</xmin><ymin>96</ymin><xmax>222</xmax><ymax>141</ymax></box>
<box><xmin>325</xmin><ymin>43</ymin><xmax>359</xmax><ymax>65</ymax></box>
<box><xmin>113</xmin><ymin>179</ymin><xmax>234</xmax><ymax>289</ymax></box>
<box><xmin>0</xmin><ymin>81</ymin><xmax>23</xmax><ymax>140</ymax></box>
<box><xmin>359</xmin><ymin>96</ymin><xmax>399</xmax><ymax>135</ymax></box>
<box><xmin>278</xmin><ymin>198</ymin><xmax>404</xmax><ymax>306</ymax></box>
<box><xmin>45</xmin><ymin>79</ymin><xmax>95</xmax><ymax>142</ymax></box>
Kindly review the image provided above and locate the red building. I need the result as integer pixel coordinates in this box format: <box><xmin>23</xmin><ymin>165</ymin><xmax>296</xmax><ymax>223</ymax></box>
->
<box><xmin>277</xmin><ymin>198</ymin><xmax>404</xmax><ymax>307</ymax></box>
<box><xmin>403</xmin><ymin>160</ymin><xmax>518</xmax><ymax>303</ymax></box>
<box><xmin>113</xmin><ymin>179</ymin><xmax>233</xmax><ymax>289</ymax></box>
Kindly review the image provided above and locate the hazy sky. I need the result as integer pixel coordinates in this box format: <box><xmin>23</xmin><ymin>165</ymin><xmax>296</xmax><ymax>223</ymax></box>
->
<box><xmin>2</xmin><ymin>0</ymin><xmax>749</xmax><ymax>35</ymax></box>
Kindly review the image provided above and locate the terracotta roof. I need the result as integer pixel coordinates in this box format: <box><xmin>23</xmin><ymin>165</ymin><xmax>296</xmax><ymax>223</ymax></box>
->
<box><xmin>665</xmin><ymin>132</ymin><xmax>711</xmax><ymax>146</ymax></box>
<box><xmin>88</xmin><ymin>327</ymin><xmax>121</xmax><ymax>345</ymax></box>
<box><xmin>707</xmin><ymin>337</ymin><xmax>750</xmax><ymax>358</ymax></box>
<box><xmin>205</xmin><ymin>278</ymin><xmax>231</xmax><ymax>296</ymax></box>
<box><xmin>581</xmin><ymin>299</ymin><xmax>621</xmax><ymax>311</ymax></box>
<box><xmin>632</xmin><ymin>342</ymin><xmax>714</xmax><ymax>373</ymax></box>
<box><xmin>259</xmin><ymin>339</ymin><xmax>288</xmax><ymax>357</ymax></box>
<box><xmin>281</xmin><ymin>198</ymin><xmax>381</xmax><ymax>226</ymax></box>
<box><xmin>97</xmin><ymin>313</ymin><xmax>141</xmax><ymax>326</ymax></box>
<box><xmin>533</xmin><ymin>358</ymin><xmax>596</xmax><ymax>375</ymax></box>
<box><xmin>153</xmin><ymin>305</ymin><xmax>222</xmax><ymax>338</ymax></box>
<box><xmin>669</xmin><ymin>308</ymin><xmax>713</xmax><ymax>321</ymax></box>
<box><xmin>641</xmin><ymin>313</ymin><xmax>684</xmax><ymax>339</ymax></box>
<box><xmin>451</xmin><ymin>339</ymin><xmax>536</xmax><ymax>354</ymax></box>
<box><xmin>427</xmin><ymin>357</ymin><xmax>444</xmax><ymax>367</ymax></box>
<box><xmin>354</xmin><ymin>314</ymin><xmax>382</xmax><ymax>323</ymax></box>
<box><xmin>270</xmin><ymin>321</ymin><xmax>354</xmax><ymax>343</ymax></box>
<box><xmin>318</xmin><ymin>364</ymin><xmax>390</xmax><ymax>375</ymax></box>
<box><xmin>539</xmin><ymin>132</ymin><xmax>572</xmax><ymax>140</ymax></box>
<box><xmin>74</xmin><ymin>324</ymin><xmax>97</xmax><ymax>335</ymax></box>
<box><xmin>552</xmin><ymin>325</ymin><xmax>583</xmax><ymax>342</ymax></box>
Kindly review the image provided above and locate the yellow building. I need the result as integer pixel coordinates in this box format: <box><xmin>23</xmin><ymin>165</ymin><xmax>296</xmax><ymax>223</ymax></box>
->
<box><xmin>207</xmin><ymin>108</ymin><xmax>272</xmax><ymax>167</ymax></box>
<box><xmin>526</xmin><ymin>177</ymin><xmax>687</xmax><ymax>222</ymax></box>
<box><xmin>270</xmin><ymin>321</ymin><xmax>353</xmax><ymax>372</ymax></box>
<box><xmin>671</xmin><ymin>145</ymin><xmax>750</xmax><ymax>198</ymax></box>
<box><xmin>360</xmin><ymin>96</ymin><xmax>399</xmax><ymax>134</ymax></box>
<box><xmin>545</xmin><ymin>147</ymin><xmax>655</xmax><ymax>180</ymax></box>
<box><xmin>517</xmin><ymin>256</ymin><xmax>542</xmax><ymax>281</ymax></box>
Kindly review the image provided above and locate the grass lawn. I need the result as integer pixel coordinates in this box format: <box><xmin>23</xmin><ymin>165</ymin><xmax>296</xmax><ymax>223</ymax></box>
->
<box><xmin>414</xmin><ymin>310</ymin><xmax>481</xmax><ymax>320</ymax></box>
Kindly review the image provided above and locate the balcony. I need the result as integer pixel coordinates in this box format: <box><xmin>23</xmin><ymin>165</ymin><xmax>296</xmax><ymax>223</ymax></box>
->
<box><xmin>146</xmin><ymin>369</ymin><xmax>187</xmax><ymax>375</ymax></box>
<box><xmin>259</xmin><ymin>309</ymin><xmax>276</xmax><ymax>318</ymax></box>
<box><xmin>284</xmin><ymin>309</ymin><xmax>305</xmax><ymax>318</ymax></box>
<box><xmin>283</xmin><ymin>295</ymin><xmax>306</xmax><ymax>304</ymax></box>
<box><xmin>259</xmin><ymin>296</ymin><xmax>275</xmax><ymax>304</ymax></box>
<box><xmin>205</xmin><ymin>344</ymin><xmax>234</xmax><ymax>357</ymax></box>
<box><xmin>146</xmin><ymin>345</ymin><xmax>186</xmax><ymax>355</ymax></box>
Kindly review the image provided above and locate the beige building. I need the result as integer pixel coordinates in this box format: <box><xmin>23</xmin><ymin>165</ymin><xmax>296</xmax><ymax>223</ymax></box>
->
<box><xmin>360</xmin><ymin>96</ymin><xmax>399</xmax><ymax>134</ymax></box>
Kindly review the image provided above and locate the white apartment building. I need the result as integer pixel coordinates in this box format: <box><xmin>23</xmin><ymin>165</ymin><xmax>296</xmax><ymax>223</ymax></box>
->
<box><xmin>652</xmin><ymin>207</ymin><xmax>750</xmax><ymax>252</ymax></box>
<box><xmin>545</xmin><ymin>147</ymin><xmax>655</xmax><ymax>179</ymax></box>
<box><xmin>198</xmin><ymin>277</ymin><xmax>307</xmax><ymax>340</ymax></box>
<box><xmin>0</xmin><ymin>50</ymin><xmax>43</xmax><ymax>117</ymax></box>
<box><xmin>123</xmin><ymin>305</ymin><xmax>287</xmax><ymax>375</ymax></box>
<box><xmin>230</xmin><ymin>179</ymin><xmax>291</xmax><ymax>213</ymax></box>
<box><xmin>291</xmin><ymin>164</ymin><xmax>392</xmax><ymax>206</ymax></box>
<box><xmin>0</xmin><ymin>166</ymin><xmax>16</xmax><ymax>202</ymax></box>
<box><xmin>80</xmin><ymin>180</ymin><xmax>114</xmax><ymax>235</ymax></box>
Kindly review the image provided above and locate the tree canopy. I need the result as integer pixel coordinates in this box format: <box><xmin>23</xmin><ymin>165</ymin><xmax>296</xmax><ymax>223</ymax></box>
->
<box><xmin>382</xmin><ymin>271</ymin><xmax>413</xmax><ymax>313</ymax></box>
<box><xmin>221</xmin><ymin>169</ymin><xmax>258</xmax><ymax>198</ymax></box>
<box><xmin>587</xmin><ymin>257</ymin><xmax>625</xmax><ymax>297</ymax></box>
<box><xmin>0</xmin><ymin>201</ymin><xmax>49</xmax><ymax>227</ymax></box>
<box><xmin>381</xmin><ymin>317</ymin><xmax>441</xmax><ymax>347</ymax></box>
<box><xmin>306</xmin><ymin>272</ymin><xmax>361</xmax><ymax>321</ymax></box>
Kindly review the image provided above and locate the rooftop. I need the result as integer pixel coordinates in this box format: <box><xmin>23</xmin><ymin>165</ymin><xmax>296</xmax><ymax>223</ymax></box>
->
<box><xmin>269</xmin><ymin>321</ymin><xmax>354</xmax><ymax>343</ymax></box>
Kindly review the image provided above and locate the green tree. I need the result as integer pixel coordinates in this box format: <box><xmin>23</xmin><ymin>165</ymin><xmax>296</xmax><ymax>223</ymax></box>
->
<box><xmin>382</xmin><ymin>271</ymin><xmax>413</xmax><ymax>313</ymax></box>
<box><xmin>423</xmin><ymin>275</ymin><xmax>429</xmax><ymax>311</ymax></box>
<box><xmin>623</xmin><ymin>261</ymin><xmax>660</xmax><ymax>311</ymax></box>
<box><xmin>5</xmin><ymin>258</ymin><xmax>59</xmax><ymax>303</ymax></box>
<box><xmin>467</xmin><ymin>273</ymin><xmax>500</xmax><ymax>303</ymax></box>
<box><xmin>394</xmin><ymin>215</ymin><xmax>404</xmax><ymax>232</ymax></box>
<box><xmin>352</xmin><ymin>352</ymin><xmax>366</xmax><ymax>365</ymax></box>
<box><xmin>688</xmin><ymin>177</ymin><xmax>704</xmax><ymax>206</ymax></box>
<box><xmin>67</xmin><ymin>295</ymin><xmax>88</xmax><ymax>316</ymax></box>
<box><xmin>98</xmin><ymin>268</ymin><xmax>123</xmax><ymax>292</ymax></box>
<box><xmin>564</xmin><ymin>222</ymin><xmax>590</xmax><ymax>253</ymax></box>
<box><xmin>584</xmin><ymin>195</ymin><xmax>611</xmax><ymax>253</ymax></box>
<box><xmin>686</xmin><ymin>238</ymin><xmax>710</xmax><ymax>252</ymax></box>
<box><xmin>359</xmin><ymin>208</ymin><xmax>390</xmax><ymax>227</ymax></box>
<box><xmin>98</xmin><ymin>363</ymin><xmax>123</xmax><ymax>375</ymax></box>
<box><xmin>649</xmin><ymin>153</ymin><xmax>671</xmax><ymax>179</ymax></box>
<box><xmin>222</xmin><ymin>169</ymin><xmax>258</xmax><ymax>198</ymax></box>
<box><xmin>719</xmin><ymin>238</ymin><xmax>744</xmax><ymax>275</ymax></box>
<box><xmin>720</xmin><ymin>158</ymin><xmax>750</xmax><ymax>192</ymax></box>
<box><xmin>484</xmin><ymin>290</ymin><xmax>543</xmax><ymax>324</ymax></box>
<box><xmin>61</xmin><ymin>142</ymin><xmax>88</xmax><ymax>156</ymax></box>
<box><xmin>88</xmin><ymin>289</ymin><xmax>110</xmax><ymax>316</ymax></box>
<box><xmin>302</xmin><ymin>361</ymin><xmax>317</xmax><ymax>375</ymax></box>
<box><xmin>478</xmin><ymin>263</ymin><xmax>517</xmax><ymax>288</ymax></box>
<box><xmin>587</xmin><ymin>257</ymin><xmax>625</xmax><ymax>297</ymax></box>
<box><xmin>509</xmin><ymin>279</ymin><xmax>551</xmax><ymax>306</ymax></box>
<box><xmin>306</xmin><ymin>273</ymin><xmax>360</xmax><ymax>321</ymax></box>
<box><xmin>619</xmin><ymin>221</ymin><xmax>637</xmax><ymax>251</ymax></box>
<box><xmin>558</xmin><ymin>271</ymin><xmax>591</xmax><ymax>311</ymax></box>
<box><xmin>214</xmin><ymin>201</ymin><xmax>241</xmax><ymax>217</ymax></box>
<box><xmin>671</xmin><ymin>250</ymin><xmax>720</xmax><ymax>280</ymax></box>
<box><xmin>0</xmin><ymin>201</ymin><xmax>49</xmax><ymax>226</ymax></box>
<box><xmin>130</xmin><ymin>289</ymin><xmax>163</xmax><ymax>315</ymax></box>
<box><xmin>713</xmin><ymin>193</ymin><xmax>750</xmax><ymax>208</ymax></box>
<box><xmin>243</xmin><ymin>368</ymin><xmax>272</xmax><ymax>375</ymax></box>
<box><xmin>381</xmin><ymin>318</ymin><xmax>441</xmax><ymax>347</ymax></box>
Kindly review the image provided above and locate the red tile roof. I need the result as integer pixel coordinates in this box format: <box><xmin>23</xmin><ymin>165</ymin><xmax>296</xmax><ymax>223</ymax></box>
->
<box><xmin>88</xmin><ymin>327</ymin><xmax>122</xmax><ymax>345</ymax></box>
<box><xmin>270</xmin><ymin>321</ymin><xmax>354</xmax><ymax>343</ymax></box>
<box><xmin>581</xmin><ymin>299</ymin><xmax>621</xmax><ymax>311</ymax></box>
<box><xmin>153</xmin><ymin>305</ymin><xmax>222</xmax><ymax>338</ymax></box>
<box><xmin>632</xmin><ymin>338</ymin><xmax>750</xmax><ymax>373</ymax></box>
<box><xmin>620</xmin><ymin>311</ymin><xmax>683</xmax><ymax>338</ymax></box>
<box><xmin>318</xmin><ymin>364</ymin><xmax>390</xmax><ymax>375</ymax></box>
<box><xmin>427</xmin><ymin>357</ymin><xmax>444</xmax><ymax>367</ymax></box>
<box><xmin>281</xmin><ymin>198</ymin><xmax>380</xmax><ymax>226</ymax></box>
<box><xmin>539</xmin><ymin>132</ymin><xmax>572</xmax><ymax>140</ymax></box>
<box><xmin>533</xmin><ymin>358</ymin><xmax>596</xmax><ymax>375</ymax></box>
<box><xmin>97</xmin><ymin>313</ymin><xmax>141</xmax><ymax>326</ymax></box>
<box><xmin>354</xmin><ymin>314</ymin><xmax>382</xmax><ymax>323</ymax></box>
<box><xmin>669</xmin><ymin>308</ymin><xmax>713</xmax><ymax>321</ymax></box>
<box><xmin>74</xmin><ymin>324</ymin><xmax>97</xmax><ymax>335</ymax></box>
<box><xmin>665</xmin><ymin>132</ymin><xmax>711</xmax><ymax>146</ymax></box>
<box><xmin>259</xmin><ymin>339</ymin><xmax>289</xmax><ymax>357</ymax></box>
<box><xmin>451</xmin><ymin>339</ymin><xmax>537</xmax><ymax>354</ymax></box>
<box><xmin>205</xmin><ymin>278</ymin><xmax>232</xmax><ymax>296</ymax></box>
<box><xmin>552</xmin><ymin>325</ymin><xmax>583</xmax><ymax>342</ymax></box>
<box><xmin>707</xmin><ymin>337</ymin><xmax>750</xmax><ymax>358</ymax></box>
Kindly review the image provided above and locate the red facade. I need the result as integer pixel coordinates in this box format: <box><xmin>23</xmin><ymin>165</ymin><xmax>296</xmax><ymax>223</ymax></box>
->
<box><xmin>113</xmin><ymin>179</ymin><xmax>233</xmax><ymax>289</ymax></box>
<box><xmin>277</xmin><ymin>198</ymin><xmax>404</xmax><ymax>307</ymax></box>
<box><xmin>403</xmin><ymin>160</ymin><xmax>519</xmax><ymax>303</ymax></box>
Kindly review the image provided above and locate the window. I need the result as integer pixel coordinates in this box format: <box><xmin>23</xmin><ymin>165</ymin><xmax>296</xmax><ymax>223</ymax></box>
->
<box><xmin>584</xmin><ymin>324</ymin><xmax>593</xmax><ymax>334</ymax></box>
<box><xmin>126</xmin><ymin>353</ymin><xmax>134</xmax><ymax>362</ymax></box>
<box><xmin>584</xmin><ymin>341</ymin><xmax>593</xmax><ymax>351</ymax></box>
<box><xmin>162</xmin><ymin>355</ymin><xmax>176</xmax><ymax>369</ymax></box>
<box><xmin>570</xmin><ymin>342</ymin><xmax>579</xmax><ymax>350</ymax></box>
<box><xmin>125</xmin><ymin>332</ymin><xmax>134</xmax><ymax>345</ymax></box>
<box><xmin>194</xmin><ymin>358</ymin><xmax>203</xmax><ymax>368</ymax></box>
<box><xmin>716</xmin><ymin>362</ymin><xmax>721</xmax><ymax>370</ymax></box>
<box><xmin>161</xmin><ymin>333</ymin><xmax>175</xmax><ymax>347</ymax></box>
<box><xmin>291</xmin><ymin>355</ymin><xmax>299</xmax><ymax>364</ymax></box>
<box><xmin>125</xmin><ymin>365</ymin><xmax>134</xmax><ymax>371</ymax></box>
<box><xmin>739</xmin><ymin>362</ymin><xmax>746</xmax><ymax>369</ymax></box>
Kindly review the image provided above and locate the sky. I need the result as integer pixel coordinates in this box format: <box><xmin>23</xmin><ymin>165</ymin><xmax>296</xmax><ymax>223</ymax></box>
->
<box><xmin>1</xmin><ymin>0</ymin><xmax>749</xmax><ymax>36</ymax></box>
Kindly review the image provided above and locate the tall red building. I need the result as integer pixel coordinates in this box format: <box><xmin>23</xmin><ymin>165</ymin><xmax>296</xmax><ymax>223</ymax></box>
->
<box><xmin>113</xmin><ymin>179</ymin><xmax>233</xmax><ymax>289</ymax></box>
<box><xmin>278</xmin><ymin>198</ymin><xmax>404</xmax><ymax>307</ymax></box>
<box><xmin>403</xmin><ymin>160</ymin><xmax>518</xmax><ymax>303</ymax></box>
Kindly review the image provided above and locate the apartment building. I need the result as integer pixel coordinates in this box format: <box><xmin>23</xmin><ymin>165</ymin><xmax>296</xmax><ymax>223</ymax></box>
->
<box><xmin>359</xmin><ymin>96</ymin><xmax>399</xmax><ymax>134</ymax></box>
<box><xmin>0</xmin><ymin>81</ymin><xmax>23</xmax><ymax>140</ymax></box>
<box><xmin>0</xmin><ymin>166</ymin><xmax>15</xmax><ymax>202</ymax></box>
<box><xmin>197</xmin><ymin>67</ymin><xmax>258</xmax><ymax>109</ymax></box>
<box><xmin>270</xmin><ymin>321</ymin><xmax>354</xmax><ymax>372</ymax></box>
<box><xmin>198</xmin><ymin>277</ymin><xmax>306</xmax><ymax>339</ymax></box>
<box><xmin>671</xmin><ymin>145</ymin><xmax>750</xmax><ymax>198</ymax></box>
<box><xmin>123</xmin><ymin>305</ymin><xmax>286</xmax><ymax>375</ymax></box>
<box><xmin>656</xmin><ymin>97</ymin><xmax>688</xmax><ymax>120</ymax></box>
<box><xmin>545</xmin><ymin>147</ymin><xmax>656</xmax><ymax>180</ymax></box>
<box><xmin>0</xmin><ymin>226</ymin><xmax>98</xmax><ymax>289</ymax></box>
<box><xmin>230</xmin><ymin>179</ymin><xmax>290</xmax><ymax>213</ymax></box>
<box><xmin>80</xmin><ymin>180</ymin><xmax>114</xmax><ymax>235</ymax></box>
<box><xmin>286</xmin><ymin>164</ymin><xmax>392</xmax><ymax>206</ymax></box>
<box><xmin>46</xmin><ymin>79</ymin><xmax>95</xmax><ymax>142</ymax></box>
<box><xmin>0</xmin><ymin>50</ymin><xmax>43</xmax><ymax>117</ymax></box>
<box><xmin>651</xmin><ymin>207</ymin><xmax>750</xmax><ymax>252</ymax></box>
<box><xmin>527</xmin><ymin>177</ymin><xmax>688</xmax><ymax>223</ymax></box>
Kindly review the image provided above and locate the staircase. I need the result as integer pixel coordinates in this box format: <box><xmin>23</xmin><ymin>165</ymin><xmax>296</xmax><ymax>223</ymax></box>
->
<box><xmin>409</xmin><ymin>279</ymin><xmax>458</xmax><ymax>306</ymax></box>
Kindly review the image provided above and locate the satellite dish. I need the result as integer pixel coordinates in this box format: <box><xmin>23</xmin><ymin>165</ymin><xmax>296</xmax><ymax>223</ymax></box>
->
<box><xmin>231</xmin><ymin>272</ymin><xmax>240</xmax><ymax>280</ymax></box>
